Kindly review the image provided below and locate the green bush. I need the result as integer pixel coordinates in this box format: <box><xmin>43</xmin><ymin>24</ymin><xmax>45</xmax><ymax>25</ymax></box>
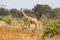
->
<box><xmin>0</xmin><ymin>15</ymin><xmax>15</xmax><ymax>24</ymax></box>
<box><xmin>23</xmin><ymin>17</ymin><xmax>28</xmax><ymax>25</ymax></box>
<box><xmin>44</xmin><ymin>20</ymin><xmax>60</xmax><ymax>37</ymax></box>
<box><xmin>0</xmin><ymin>16</ymin><xmax>2</xmax><ymax>20</ymax></box>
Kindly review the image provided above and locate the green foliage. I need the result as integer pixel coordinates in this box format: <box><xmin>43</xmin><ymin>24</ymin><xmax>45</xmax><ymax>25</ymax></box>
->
<box><xmin>10</xmin><ymin>8</ymin><xmax>23</xmax><ymax>17</ymax></box>
<box><xmin>0</xmin><ymin>15</ymin><xmax>15</xmax><ymax>24</ymax></box>
<box><xmin>0</xmin><ymin>8</ymin><xmax>9</xmax><ymax>16</ymax></box>
<box><xmin>33</xmin><ymin>4</ymin><xmax>51</xmax><ymax>12</ymax></box>
<box><xmin>32</xmin><ymin>4</ymin><xmax>52</xmax><ymax>19</ymax></box>
<box><xmin>53</xmin><ymin>8</ymin><xmax>60</xmax><ymax>13</ymax></box>
<box><xmin>52</xmin><ymin>8</ymin><xmax>60</xmax><ymax>18</ymax></box>
<box><xmin>44</xmin><ymin>20</ymin><xmax>60</xmax><ymax>37</ymax></box>
<box><xmin>0</xmin><ymin>16</ymin><xmax>2</xmax><ymax>20</ymax></box>
<box><xmin>23</xmin><ymin>17</ymin><xmax>28</xmax><ymax>25</ymax></box>
<box><xmin>10</xmin><ymin>8</ymin><xmax>19</xmax><ymax>17</ymax></box>
<box><xmin>0</xmin><ymin>8</ymin><xmax>23</xmax><ymax>18</ymax></box>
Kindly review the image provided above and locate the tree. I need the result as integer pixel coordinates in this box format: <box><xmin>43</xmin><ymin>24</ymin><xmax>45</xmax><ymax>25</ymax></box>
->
<box><xmin>0</xmin><ymin>8</ymin><xmax>9</xmax><ymax>16</ymax></box>
<box><xmin>32</xmin><ymin>4</ymin><xmax>52</xmax><ymax>19</ymax></box>
<box><xmin>10</xmin><ymin>8</ymin><xmax>23</xmax><ymax>18</ymax></box>
<box><xmin>53</xmin><ymin>8</ymin><xmax>60</xmax><ymax>17</ymax></box>
<box><xmin>53</xmin><ymin>8</ymin><xmax>60</xmax><ymax>13</ymax></box>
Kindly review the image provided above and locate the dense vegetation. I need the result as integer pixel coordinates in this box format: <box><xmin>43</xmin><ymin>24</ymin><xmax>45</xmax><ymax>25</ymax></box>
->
<box><xmin>0</xmin><ymin>4</ymin><xmax>60</xmax><ymax>37</ymax></box>
<box><xmin>44</xmin><ymin>20</ymin><xmax>60</xmax><ymax>37</ymax></box>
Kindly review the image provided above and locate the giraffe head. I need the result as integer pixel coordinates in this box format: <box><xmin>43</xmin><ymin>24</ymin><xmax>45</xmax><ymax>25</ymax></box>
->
<box><xmin>20</xmin><ymin>8</ymin><xmax>23</xmax><ymax>12</ymax></box>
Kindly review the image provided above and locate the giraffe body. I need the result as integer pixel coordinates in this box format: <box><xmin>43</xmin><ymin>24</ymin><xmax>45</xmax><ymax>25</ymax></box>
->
<box><xmin>21</xmin><ymin>9</ymin><xmax>38</xmax><ymax>29</ymax></box>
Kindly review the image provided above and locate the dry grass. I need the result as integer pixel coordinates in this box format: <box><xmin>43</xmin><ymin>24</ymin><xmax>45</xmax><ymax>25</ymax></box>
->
<box><xmin>0</xmin><ymin>21</ymin><xmax>60</xmax><ymax>40</ymax></box>
<box><xmin>0</xmin><ymin>28</ymin><xmax>42</xmax><ymax>40</ymax></box>
<box><xmin>0</xmin><ymin>21</ymin><xmax>43</xmax><ymax>40</ymax></box>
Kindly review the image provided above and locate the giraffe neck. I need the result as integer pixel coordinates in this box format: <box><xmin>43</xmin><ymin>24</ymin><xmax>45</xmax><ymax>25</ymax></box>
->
<box><xmin>21</xmin><ymin>10</ymin><xmax>29</xmax><ymax>19</ymax></box>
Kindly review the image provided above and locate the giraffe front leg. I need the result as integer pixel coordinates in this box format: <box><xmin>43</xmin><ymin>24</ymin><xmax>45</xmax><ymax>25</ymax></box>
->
<box><xmin>28</xmin><ymin>21</ymin><xmax>30</xmax><ymax>29</ymax></box>
<box><xmin>28</xmin><ymin>20</ymin><xmax>31</xmax><ymax>29</ymax></box>
<box><xmin>28</xmin><ymin>23</ymin><xmax>30</xmax><ymax>29</ymax></box>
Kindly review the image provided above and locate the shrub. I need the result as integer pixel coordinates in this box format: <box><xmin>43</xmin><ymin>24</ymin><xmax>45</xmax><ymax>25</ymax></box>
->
<box><xmin>0</xmin><ymin>15</ymin><xmax>15</xmax><ymax>24</ymax></box>
<box><xmin>23</xmin><ymin>17</ymin><xmax>28</xmax><ymax>25</ymax></box>
<box><xmin>40</xmin><ymin>15</ymin><xmax>49</xmax><ymax>25</ymax></box>
<box><xmin>0</xmin><ymin>16</ymin><xmax>2</xmax><ymax>20</ymax></box>
<box><xmin>44</xmin><ymin>20</ymin><xmax>60</xmax><ymax>37</ymax></box>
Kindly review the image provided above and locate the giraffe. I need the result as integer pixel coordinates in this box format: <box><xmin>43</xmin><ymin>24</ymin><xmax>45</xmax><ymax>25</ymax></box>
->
<box><xmin>20</xmin><ymin>8</ymin><xmax>38</xmax><ymax>29</ymax></box>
